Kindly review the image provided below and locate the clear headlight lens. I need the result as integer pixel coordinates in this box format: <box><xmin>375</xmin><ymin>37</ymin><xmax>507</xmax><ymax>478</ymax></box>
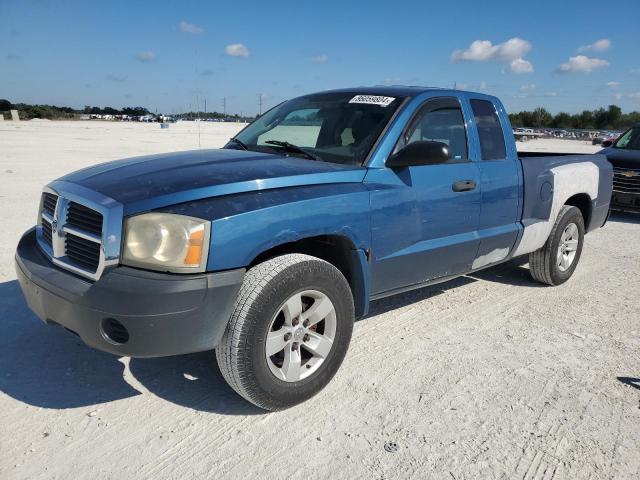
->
<box><xmin>122</xmin><ymin>213</ymin><xmax>210</xmax><ymax>273</ymax></box>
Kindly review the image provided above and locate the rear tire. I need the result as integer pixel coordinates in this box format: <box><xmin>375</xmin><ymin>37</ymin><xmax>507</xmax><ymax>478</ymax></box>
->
<box><xmin>529</xmin><ymin>205</ymin><xmax>585</xmax><ymax>286</ymax></box>
<box><xmin>216</xmin><ymin>254</ymin><xmax>354</xmax><ymax>411</ymax></box>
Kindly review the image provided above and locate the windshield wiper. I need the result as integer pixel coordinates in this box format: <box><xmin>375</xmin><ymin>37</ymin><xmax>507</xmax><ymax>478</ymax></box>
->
<box><xmin>265</xmin><ymin>140</ymin><xmax>321</xmax><ymax>161</ymax></box>
<box><xmin>228</xmin><ymin>137</ymin><xmax>249</xmax><ymax>150</ymax></box>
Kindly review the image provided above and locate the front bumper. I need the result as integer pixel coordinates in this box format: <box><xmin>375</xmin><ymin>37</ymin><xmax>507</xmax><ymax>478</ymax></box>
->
<box><xmin>611</xmin><ymin>191</ymin><xmax>640</xmax><ymax>213</ymax></box>
<box><xmin>15</xmin><ymin>228</ymin><xmax>245</xmax><ymax>358</ymax></box>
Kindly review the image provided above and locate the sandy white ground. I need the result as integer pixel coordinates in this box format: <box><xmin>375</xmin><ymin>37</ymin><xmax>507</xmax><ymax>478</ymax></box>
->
<box><xmin>0</xmin><ymin>121</ymin><xmax>639</xmax><ymax>479</ymax></box>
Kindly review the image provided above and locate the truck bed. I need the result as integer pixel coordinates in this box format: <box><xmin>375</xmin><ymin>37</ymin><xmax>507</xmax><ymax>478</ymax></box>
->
<box><xmin>513</xmin><ymin>152</ymin><xmax>613</xmax><ymax>257</ymax></box>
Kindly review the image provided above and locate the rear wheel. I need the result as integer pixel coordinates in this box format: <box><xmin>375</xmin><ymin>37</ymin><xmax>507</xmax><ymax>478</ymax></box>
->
<box><xmin>215</xmin><ymin>254</ymin><xmax>354</xmax><ymax>411</ymax></box>
<box><xmin>529</xmin><ymin>205</ymin><xmax>585</xmax><ymax>286</ymax></box>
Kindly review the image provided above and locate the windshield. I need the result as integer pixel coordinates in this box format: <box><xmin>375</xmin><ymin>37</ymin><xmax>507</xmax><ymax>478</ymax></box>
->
<box><xmin>225</xmin><ymin>92</ymin><xmax>406</xmax><ymax>165</ymax></box>
<box><xmin>614</xmin><ymin>126</ymin><xmax>640</xmax><ymax>150</ymax></box>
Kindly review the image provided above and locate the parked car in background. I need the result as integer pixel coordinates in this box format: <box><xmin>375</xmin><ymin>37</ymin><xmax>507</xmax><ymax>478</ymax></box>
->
<box><xmin>599</xmin><ymin>125</ymin><xmax>640</xmax><ymax>212</ymax></box>
<box><xmin>592</xmin><ymin>132</ymin><xmax>618</xmax><ymax>145</ymax></box>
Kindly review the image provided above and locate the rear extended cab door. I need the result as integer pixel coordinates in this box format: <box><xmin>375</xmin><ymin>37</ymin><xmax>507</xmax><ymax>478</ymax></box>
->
<box><xmin>464</xmin><ymin>94</ymin><xmax>523</xmax><ymax>270</ymax></box>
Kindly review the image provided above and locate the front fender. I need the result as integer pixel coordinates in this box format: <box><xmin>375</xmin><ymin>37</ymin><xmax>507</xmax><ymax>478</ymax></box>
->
<box><xmin>160</xmin><ymin>183</ymin><xmax>373</xmax><ymax>317</ymax></box>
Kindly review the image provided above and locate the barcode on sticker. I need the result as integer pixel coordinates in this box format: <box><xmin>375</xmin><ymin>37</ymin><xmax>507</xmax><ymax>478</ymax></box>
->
<box><xmin>349</xmin><ymin>95</ymin><xmax>396</xmax><ymax>107</ymax></box>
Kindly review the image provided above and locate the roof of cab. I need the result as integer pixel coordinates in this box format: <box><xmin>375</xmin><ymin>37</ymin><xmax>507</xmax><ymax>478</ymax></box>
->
<box><xmin>306</xmin><ymin>85</ymin><xmax>498</xmax><ymax>101</ymax></box>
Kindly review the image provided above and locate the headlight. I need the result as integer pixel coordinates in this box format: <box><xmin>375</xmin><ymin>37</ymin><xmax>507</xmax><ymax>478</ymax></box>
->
<box><xmin>121</xmin><ymin>213</ymin><xmax>211</xmax><ymax>273</ymax></box>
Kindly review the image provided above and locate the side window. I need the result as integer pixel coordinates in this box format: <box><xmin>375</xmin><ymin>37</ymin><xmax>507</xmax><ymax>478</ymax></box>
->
<box><xmin>401</xmin><ymin>97</ymin><xmax>469</xmax><ymax>162</ymax></box>
<box><xmin>470</xmin><ymin>99</ymin><xmax>506</xmax><ymax>160</ymax></box>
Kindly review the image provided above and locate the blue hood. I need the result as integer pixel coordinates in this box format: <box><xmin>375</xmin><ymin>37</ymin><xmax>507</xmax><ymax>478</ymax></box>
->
<box><xmin>60</xmin><ymin>149</ymin><xmax>367</xmax><ymax>214</ymax></box>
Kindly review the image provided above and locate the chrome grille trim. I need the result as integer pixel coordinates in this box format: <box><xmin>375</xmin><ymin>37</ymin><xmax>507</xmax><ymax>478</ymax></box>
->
<box><xmin>36</xmin><ymin>181</ymin><xmax>124</xmax><ymax>281</ymax></box>
<box><xmin>612</xmin><ymin>167</ymin><xmax>640</xmax><ymax>194</ymax></box>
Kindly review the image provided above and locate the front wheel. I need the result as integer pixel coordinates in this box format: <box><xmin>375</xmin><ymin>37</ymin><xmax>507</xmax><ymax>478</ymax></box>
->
<box><xmin>529</xmin><ymin>205</ymin><xmax>585</xmax><ymax>286</ymax></box>
<box><xmin>215</xmin><ymin>254</ymin><xmax>354</xmax><ymax>411</ymax></box>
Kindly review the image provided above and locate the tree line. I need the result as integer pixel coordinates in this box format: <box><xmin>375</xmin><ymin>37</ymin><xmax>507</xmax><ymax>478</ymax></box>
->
<box><xmin>3</xmin><ymin>98</ymin><xmax>639</xmax><ymax>129</ymax></box>
<box><xmin>0</xmin><ymin>99</ymin><xmax>152</xmax><ymax>120</ymax></box>
<box><xmin>508</xmin><ymin>105</ymin><xmax>640</xmax><ymax>131</ymax></box>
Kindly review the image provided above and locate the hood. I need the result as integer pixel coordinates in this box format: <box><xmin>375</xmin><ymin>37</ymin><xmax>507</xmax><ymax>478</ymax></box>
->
<box><xmin>598</xmin><ymin>147</ymin><xmax>640</xmax><ymax>169</ymax></box>
<box><xmin>60</xmin><ymin>149</ymin><xmax>367</xmax><ymax>214</ymax></box>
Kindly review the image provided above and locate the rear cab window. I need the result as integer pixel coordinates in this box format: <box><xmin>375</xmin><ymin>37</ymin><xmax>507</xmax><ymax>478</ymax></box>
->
<box><xmin>470</xmin><ymin>99</ymin><xmax>506</xmax><ymax>160</ymax></box>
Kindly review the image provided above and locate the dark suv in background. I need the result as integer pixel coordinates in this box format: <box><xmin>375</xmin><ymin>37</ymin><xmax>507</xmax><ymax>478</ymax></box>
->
<box><xmin>600</xmin><ymin>125</ymin><xmax>640</xmax><ymax>213</ymax></box>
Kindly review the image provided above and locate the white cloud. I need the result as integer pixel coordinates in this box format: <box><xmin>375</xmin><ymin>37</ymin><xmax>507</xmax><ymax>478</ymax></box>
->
<box><xmin>544</xmin><ymin>92</ymin><xmax>558</xmax><ymax>97</ymax></box>
<box><xmin>179</xmin><ymin>21</ymin><xmax>204</xmax><ymax>34</ymax></box>
<box><xmin>630</xmin><ymin>68</ymin><xmax>640</xmax><ymax>75</ymax></box>
<box><xmin>451</xmin><ymin>37</ymin><xmax>531</xmax><ymax>62</ymax></box>
<box><xmin>510</xmin><ymin>58</ymin><xmax>534</xmax><ymax>74</ymax></box>
<box><xmin>311</xmin><ymin>54</ymin><xmax>328</xmax><ymax>64</ymax></box>
<box><xmin>478</xmin><ymin>81</ymin><xmax>487</xmax><ymax>90</ymax></box>
<box><xmin>451</xmin><ymin>38</ymin><xmax>533</xmax><ymax>74</ymax></box>
<box><xmin>136</xmin><ymin>51</ymin><xmax>156</xmax><ymax>62</ymax></box>
<box><xmin>578</xmin><ymin>39</ymin><xmax>611</xmax><ymax>53</ymax></box>
<box><xmin>614</xmin><ymin>93</ymin><xmax>624</xmax><ymax>100</ymax></box>
<box><xmin>519</xmin><ymin>83</ymin><xmax>536</xmax><ymax>91</ymax></box>
<box><xmin>629</xmin><ymin>92</ymin><xmax>640</xmax><ymax>99</ymax></box>
<box><xmin>383</xmin><ymin>76</ymin><xmax>401</xmax><ymax>85</ymax></box>
<box><xmin>225</xmin><ymin>43</ymin><xmax>249</xmax><ymax>57</ymax></box>
<box><xmin>452</xmin><ymin>40</ymin><xmax>498</xmax><ymax>62</ymax></box>
<box><xmin>557</xmin><ymin>55</ymin><xmax>609</xmax><ymax>73</ymax></box>
<box><xmin>498</xmin><ymin>38</ymin><xmax>532</xmax><ymax>61</ymax></box>
<box><xmin>607</xmin><ymin>81</ymin><xmax>621</xmax><ymax>88</ymax></box>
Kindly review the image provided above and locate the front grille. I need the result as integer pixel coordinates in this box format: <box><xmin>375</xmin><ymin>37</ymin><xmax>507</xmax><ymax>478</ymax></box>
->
<box><xmin>613</xmin><ymin>167</ymin><xmax>640</xmax><ymax>194</ymax></box>
<box><xmin>65</xmin><ymin>233</ymin><xmax>101</xmax><ymax>270</ymax></box>
<box><xmin>37</xmin><ymin>188</ymin><xmax>112</xmax><ymax>280</ymax></box>
<box><xmin>42</xmin><ymin>192</ymin><xmax>58</xmax><ymax>216</ymax></box>
<box><xmin>67</xmin><ymin>201</ymin><xmax>103</xmax><ymax>236</ymax></box>
<box><xmin>42</xmin><ymin>219</ymin><xmax>53</xmax><ymax>246</ymax></box>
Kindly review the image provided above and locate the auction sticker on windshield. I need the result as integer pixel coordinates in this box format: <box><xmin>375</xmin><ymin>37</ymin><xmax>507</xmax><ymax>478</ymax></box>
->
<box><xmin>349</xmin><ymin>95</ymin><xmax>396</xmax><ymax>107</ymax></box>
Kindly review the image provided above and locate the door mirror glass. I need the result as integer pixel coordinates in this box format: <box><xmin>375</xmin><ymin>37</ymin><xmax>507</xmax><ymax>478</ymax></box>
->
<box><xmin>387</xmin><ymin>141</ymin><xmax>450</xmax><ymax>168</ymax></box>
<box><xmin>601</xmin><ymin>139</ymin><xmax>613</xmax><ymax>148</ymax></box>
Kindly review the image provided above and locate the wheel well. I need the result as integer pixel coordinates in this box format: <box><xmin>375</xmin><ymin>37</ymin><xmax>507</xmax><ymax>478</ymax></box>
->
<box><xmin>565</xmin><ymin>193</ymin><xmax>592</xmax><ymax>227</ymax></box>
<box><xmin>249</xmin><ymin>235</ymin><xmax>359</xmax><ymax>298</ymax></box>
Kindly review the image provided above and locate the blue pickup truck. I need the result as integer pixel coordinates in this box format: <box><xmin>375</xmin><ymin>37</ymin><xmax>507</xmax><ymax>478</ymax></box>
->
<box><xmin>15</xmin><ymin>87</ymin><xmax>612</xmax><ymax>410</ymax></box>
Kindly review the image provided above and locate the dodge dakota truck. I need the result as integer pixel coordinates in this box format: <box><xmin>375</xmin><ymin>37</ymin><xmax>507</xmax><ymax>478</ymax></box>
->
<box><xmin>15</xmin><ymin>87</ymin><xmax>613</xmax><ymax>410</ymax></box>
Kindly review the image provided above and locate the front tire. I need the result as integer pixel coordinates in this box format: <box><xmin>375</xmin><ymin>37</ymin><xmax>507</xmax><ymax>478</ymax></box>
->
<box><xmin>529</xmin><ymin>205</ymin><xmax>585</xmax><ymax>286</ymax></box>
<box><xmin>215</xmin><ymin>254</ymin><xmax>354</xmax><ymax>411</ymax></box>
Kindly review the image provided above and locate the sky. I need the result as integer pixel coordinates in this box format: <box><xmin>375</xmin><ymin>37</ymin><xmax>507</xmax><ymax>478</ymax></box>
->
<box><xmin>1</xmin><ymin>0</ymin><xmax>639</xmax><ymax>116</ymax></box>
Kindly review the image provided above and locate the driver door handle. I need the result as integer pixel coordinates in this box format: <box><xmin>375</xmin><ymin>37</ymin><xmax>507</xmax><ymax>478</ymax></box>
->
<box><xmin>452</xmin><ymin>180</ymin><xmax>476</xmax><ymax>192</ymax></box>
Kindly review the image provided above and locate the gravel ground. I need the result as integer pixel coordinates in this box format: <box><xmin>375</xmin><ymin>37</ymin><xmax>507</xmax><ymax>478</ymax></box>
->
<box><xmin>1</xmin><ymin>121</ymin><xmax>639</xmax><ymax>479</ymax></box>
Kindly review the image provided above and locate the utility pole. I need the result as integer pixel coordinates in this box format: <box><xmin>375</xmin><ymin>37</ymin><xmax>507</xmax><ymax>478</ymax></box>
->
<box><xmin>204</xmin><ymin>98</ymin><xmax>207</xmax><ymax>114</ymax></box>
<box><xmin>258</xmin><ymin>94</ymin><xmax>263</xmax><ymax>116</ymax></box>
<box><xmin>223</xmin><ymin>97</ymin><xmax>226</xmax><ymax>117</ymax></box>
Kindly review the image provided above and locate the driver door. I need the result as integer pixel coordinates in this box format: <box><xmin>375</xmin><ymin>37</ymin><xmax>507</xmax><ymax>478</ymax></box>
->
<box><xmin>366</xmin><ymin>97</ymin><xmax>481</xmax><ymax>296</ymax></box>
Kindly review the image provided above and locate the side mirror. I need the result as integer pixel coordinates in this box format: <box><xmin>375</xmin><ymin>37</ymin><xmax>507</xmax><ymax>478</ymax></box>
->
<box><xmin>386</xmin><ymin>141</ymin><xmax>450</xmax><ymax>168</ymax></box>
<box><xmin>601</xmin><ymin>139</ymin><xmax>613</xmax><ymax>148</ymax></box>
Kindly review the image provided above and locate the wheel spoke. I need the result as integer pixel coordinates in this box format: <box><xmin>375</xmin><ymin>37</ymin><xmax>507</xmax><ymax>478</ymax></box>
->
<box><xmin>302</xmin><ymin>295</ymin><xmax>334</xmax><ymax>327</ymax></box>
<box><xmin>565</xmin><ymin>239</ymin><xmax>578</xmax><ymax>252</ymax></box>
<box><xmin>560</xmin><ymin>254</ymin><xmax>570</xmax><ymax>270</ymax></box>
<box><xmin>282</xmin><ymin>293</ymin><xmax>303</xmax><ymax>325</ymax></box>
<box><xmin>557</xmin><ymin>249</ymin><xmax>563</xmax><ymax>267</ymax></box>
<box><xmin>304</xmin><ymin>331</ymin><xmax>333</xmax><ymax>358</ymax></box>
<box><xmin>266</xmin><ymin>329</ymin><xmax>289</xmax><ymax>356</ymax></box>
<box><xmin>282</xmin><ymin>344</ymin><xmax>302</xmax><ymax>381</ymax></box>
<box><xmin>566</xmin><ymin>223</ymin><xmax>578</xmax><ymax>239</ymax></box>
